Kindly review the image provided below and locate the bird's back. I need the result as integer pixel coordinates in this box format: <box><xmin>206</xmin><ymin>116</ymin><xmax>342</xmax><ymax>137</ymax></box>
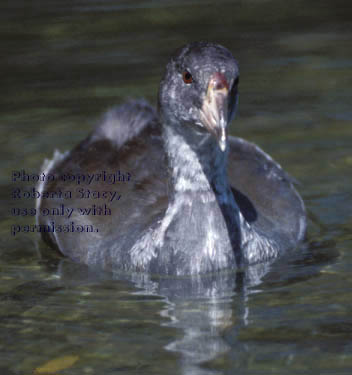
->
<box><xmin>227</xmin><ymin>136</ymin><xmax>306</xmax><ymax>252</ymax></box>
<box><xmin>38</xmin><ymin>100</ymin><xmax>168</xmax><ymax>267</ymax></box>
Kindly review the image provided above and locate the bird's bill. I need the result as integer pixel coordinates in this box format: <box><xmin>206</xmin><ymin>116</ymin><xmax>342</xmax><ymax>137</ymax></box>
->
<box><xmin>199</xmin><ymin>72</ymin><xmax>229</xmax><ymax>152</ymax></box>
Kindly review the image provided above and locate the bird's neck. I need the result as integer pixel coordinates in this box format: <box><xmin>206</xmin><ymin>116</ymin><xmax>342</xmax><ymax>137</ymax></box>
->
<box><xmin>163</xmin><ymin>123</ymin><xmax>232</xmax><ymax>203</ymax></box>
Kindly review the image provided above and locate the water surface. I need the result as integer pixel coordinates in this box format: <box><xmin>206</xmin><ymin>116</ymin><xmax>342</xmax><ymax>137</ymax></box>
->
<box><xmin>1</xmin><ymin>1</ymin><xmax>352</xmax><ymax>374</ymax></box>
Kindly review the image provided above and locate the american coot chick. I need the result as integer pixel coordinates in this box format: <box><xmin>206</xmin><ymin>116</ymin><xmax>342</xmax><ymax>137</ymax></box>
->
<box><xmin>37</xmin><ymin>42</ymin><xmax>306</xmax><ymax>275</ymax></box>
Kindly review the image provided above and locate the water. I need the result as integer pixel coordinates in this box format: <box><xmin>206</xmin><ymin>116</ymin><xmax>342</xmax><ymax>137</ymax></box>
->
<box><xmin>1</xmin><ymin>0</ymin><xmax>352</xmax><ymax>374</ymax></box>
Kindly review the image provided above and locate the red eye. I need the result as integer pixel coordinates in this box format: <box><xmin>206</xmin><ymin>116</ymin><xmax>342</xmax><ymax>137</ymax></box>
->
<box><xmin>182</xmin><ymin>70</ymin><xmax>193</xmax><ymax>84</ymax></box>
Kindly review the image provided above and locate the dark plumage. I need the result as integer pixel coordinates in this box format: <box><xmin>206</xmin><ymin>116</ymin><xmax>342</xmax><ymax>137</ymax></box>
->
<box><xmin>37</xmin><ymin>42</ymin><xmax>306</xmax><ymax>275</ymax></box>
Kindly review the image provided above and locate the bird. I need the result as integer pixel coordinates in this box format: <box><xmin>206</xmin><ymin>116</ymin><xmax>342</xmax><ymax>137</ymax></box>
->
<box><xmin>37</xmin><ymin>42</ymin><xmax>306</xmax><ymax>276</ymax></box>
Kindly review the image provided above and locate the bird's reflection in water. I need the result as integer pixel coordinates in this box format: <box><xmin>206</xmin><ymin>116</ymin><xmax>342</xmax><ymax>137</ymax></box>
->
<box><xmin>51</xmin><ymin>257</ymin><xmax>270</xmax><ymax>374</ymax></box>
<box><xmin>106</xmin><ymin>262</ymin><xmax>273</xmax><ymax>375</ymax></box>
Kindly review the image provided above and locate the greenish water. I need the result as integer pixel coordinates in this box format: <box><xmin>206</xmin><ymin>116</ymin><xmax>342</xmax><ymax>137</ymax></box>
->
<box><xmin>1</xmin><ymin>0</ymin><xmax>352</xmax><ymax>374</ymax></box>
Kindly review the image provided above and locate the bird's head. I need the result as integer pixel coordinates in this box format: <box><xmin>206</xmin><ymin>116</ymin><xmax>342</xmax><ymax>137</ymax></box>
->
<box><xmin>158</xmin><ymin>42</ymin><xmax>239</xmax><ymax>152</ymax></box>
